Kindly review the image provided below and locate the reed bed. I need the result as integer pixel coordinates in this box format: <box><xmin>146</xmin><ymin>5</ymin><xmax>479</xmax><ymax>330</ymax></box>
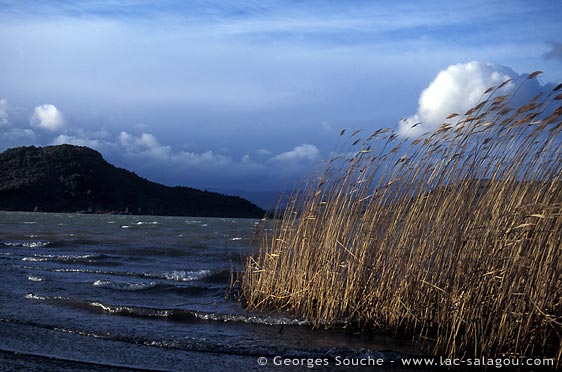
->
<box><xmin>241</xmin><ymin>75</ymin><xmax>562</xmax><ymax>362</ymax></box>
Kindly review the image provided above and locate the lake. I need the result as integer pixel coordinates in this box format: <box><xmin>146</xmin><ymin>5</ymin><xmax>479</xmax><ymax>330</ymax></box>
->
<box><xmin>0</xmin><ymin>211</ymin><xmax>424</xmax><ymax>371</ymax></box>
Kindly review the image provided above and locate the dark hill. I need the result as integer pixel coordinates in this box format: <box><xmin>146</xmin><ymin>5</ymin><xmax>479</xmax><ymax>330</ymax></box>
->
<box><xmin>0</xmin><ymin>145</ymin><xmax>264</xmax><ymax>218</ymax></box>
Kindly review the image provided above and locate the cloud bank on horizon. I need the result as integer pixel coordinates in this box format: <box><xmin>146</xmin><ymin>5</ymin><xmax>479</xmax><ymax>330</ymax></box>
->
<box><xmin>0</xmin><ymin>0</ymin><xmax>561</xmax><ymax>192</ymax></box>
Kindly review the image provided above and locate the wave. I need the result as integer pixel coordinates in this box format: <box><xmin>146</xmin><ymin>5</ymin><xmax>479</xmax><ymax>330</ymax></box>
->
<box><xmin>25</xmin><ymin>293</ymin><xmax>47</xmax><ymax>300</ymax></box>
<box><xmin>190</xmin><ymin>311</ymin><xmax>312</xmax><ymax>326</ymax></box>
<box><xmin>120</xmin><ymin>222</ymin><xmax>160</xmax><ymax>229</ymax></box>
<box><xmin>17</xmin><ymin>264</ymin><xmax>229</xmax><ymax>285</ymax></box>
<box><xmin>86</xmin><ymin>301</ymin><xmax>311</xmax><ymax>326</ymax></box>
<box><xmin>3</xmin><ymin>241</ymin><xmax>52</xmax><ymax>248</ymax></box>
<box><xmin>91</xmin><ymin>303</ymin><xmax>312</xmax><ymax>326</ymax></box>
<box><xmin>23</xmin><ymin>294</ymin><xmax>310</xmax><ymax>326</ymax></box>
<box><xmin>2</xmin><ymin>239</ymin><xmax>106</xmax><ymax>249</ymax></box>
<box><xmin>92</xmin><ymin>279</ymin><xmax>158</xmax><ymax>291</ymax></box>
<box><xmin>24</xmin><ymin>269</ymin><xmax>214</xmax><ymax>295</ymax></box>
<box><xmin>142</xmin><ymin>270</ymin><xmax>212</xmax><ymax>282</ymax></box>
<box><xmin>93</xmin><ymin>281</ymin><xmax>213</xmax><ymax>296</ymax></box>
<box><xmin>22</xmin><ymin>254</ymin><xmax>107</xmax><ymax>263</ymax></box>
<box><xmin>0</xmin><ymin>316</ymin><xmax>413</xmax><ymax>362</ymax></box>
<box><xmin>142</xmin><ymin>270</ymin><xmax>231</xmax><ymax>285</ymax></box>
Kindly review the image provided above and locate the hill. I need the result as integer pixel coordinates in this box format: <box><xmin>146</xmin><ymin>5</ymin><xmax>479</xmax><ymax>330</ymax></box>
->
<box><xmin>0</xmin><ymin>145</ymin><xmax>264</xmax><ymax>218</ymax></box>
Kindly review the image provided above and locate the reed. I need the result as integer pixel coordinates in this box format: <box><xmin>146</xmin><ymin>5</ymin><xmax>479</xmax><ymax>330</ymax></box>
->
<box><xmin>240</xmin><ymin>76</ymin><xmax>562</xmax><ymax>363</ymax></box>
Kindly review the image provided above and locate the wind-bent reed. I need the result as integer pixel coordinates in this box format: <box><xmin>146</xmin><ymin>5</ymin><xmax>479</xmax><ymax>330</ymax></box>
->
<box><xmin>241</xmin><ymin>74</ymin><xmax>562</xmax><ymax>363</ymax></box>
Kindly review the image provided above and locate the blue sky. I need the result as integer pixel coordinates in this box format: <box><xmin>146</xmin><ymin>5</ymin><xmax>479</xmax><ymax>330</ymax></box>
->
<box><xmin>0</xmin><ymin>0</ymin><xmax>561</xmax><ymax>198</ymax></box>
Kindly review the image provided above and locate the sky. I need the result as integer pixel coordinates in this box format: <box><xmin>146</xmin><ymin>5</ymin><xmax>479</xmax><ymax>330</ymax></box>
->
<box><xmin>0</xmin><ymin>0</ymin><xmax>561</xmax><ymax>199</ymax></box>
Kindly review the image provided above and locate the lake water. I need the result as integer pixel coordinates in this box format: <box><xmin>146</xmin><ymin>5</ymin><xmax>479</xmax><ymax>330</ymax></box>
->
<box><xmin>0</xmin><ymin>211</ymin><xmax>424</xmax><ymax>371</ymax></box>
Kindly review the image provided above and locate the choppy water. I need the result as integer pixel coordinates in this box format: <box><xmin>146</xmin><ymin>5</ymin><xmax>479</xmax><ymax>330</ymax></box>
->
<box><xmin>0</xmin><ymin>211</ymin><xmax>424</xmax><ymax>371</ymax></box>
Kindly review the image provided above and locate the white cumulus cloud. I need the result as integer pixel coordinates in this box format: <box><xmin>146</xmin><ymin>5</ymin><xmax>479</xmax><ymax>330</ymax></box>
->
<box><xmin>398</xmin><ymin>61</ymin><xmax>547</xmax><ymax>138</ymax></box>
<box><xmin>118</xmin><ymin>131</ymin><xmax>171</xmax><ymax>158</ymax></box>
<box><xmin>52</xmin><ymin>134</ymin><xmax>104</xmax><ymax>150</ymax></box>
<box><xmin>271</xmin><ymin>144</ymin><xmax>320</xmax><ymax>162</ymax></box>
<box><xmin>30</xmin><ymin>104</ymin><xmax>65</xmax><ymax>131</ymax></box>
<box><xmin>175</xmin><ymin>150</ymin><xmax>231</xmax><ymax>168</ymax></box>
<box><xmin>117</xmin><ymin>131</ymin><xmax>231</xmax><ymax>168</ymax></box>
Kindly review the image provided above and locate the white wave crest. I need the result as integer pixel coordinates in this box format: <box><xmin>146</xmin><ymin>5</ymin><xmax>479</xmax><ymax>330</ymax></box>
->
<box><xmin>93</xmin><ymin>279</ymin><xmax>157</xmax><ymax>291</ymax></box>
<box><xmin>22</xmin><ymin>254</ymin><xmax>100</xmax><ymax>262</ymax></box>
<box><xmin>25</xmin><ymin>293</ymin><xmax>46</xmax><ymax>300</ymax></box>
<box><xmin>135</xmin><ymin>221</ymin><xmax>159</xmax><ymax>225</ymax></box>
<box><xmin>148</xmin><ymin>269</ymin><xmax>212</xmax><ymax>282</ymax></box>
<box><xmin>4</xmin><ymin>241</ymin><xmax>51</xmax><ymax>248</ymax></box>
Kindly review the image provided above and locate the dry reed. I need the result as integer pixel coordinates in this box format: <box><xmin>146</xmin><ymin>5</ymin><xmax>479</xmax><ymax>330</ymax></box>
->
<box><xmin>241</xmin><ymin>76</ymin><xmax>562</xmax><ymax>364</ymax></box>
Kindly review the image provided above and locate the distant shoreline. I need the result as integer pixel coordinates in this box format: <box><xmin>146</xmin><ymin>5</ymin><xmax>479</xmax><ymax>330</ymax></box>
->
<box><xmin>0</xmin><ymin>145</ymin><xmax>265</xmax><ymax>219</ymax></box>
